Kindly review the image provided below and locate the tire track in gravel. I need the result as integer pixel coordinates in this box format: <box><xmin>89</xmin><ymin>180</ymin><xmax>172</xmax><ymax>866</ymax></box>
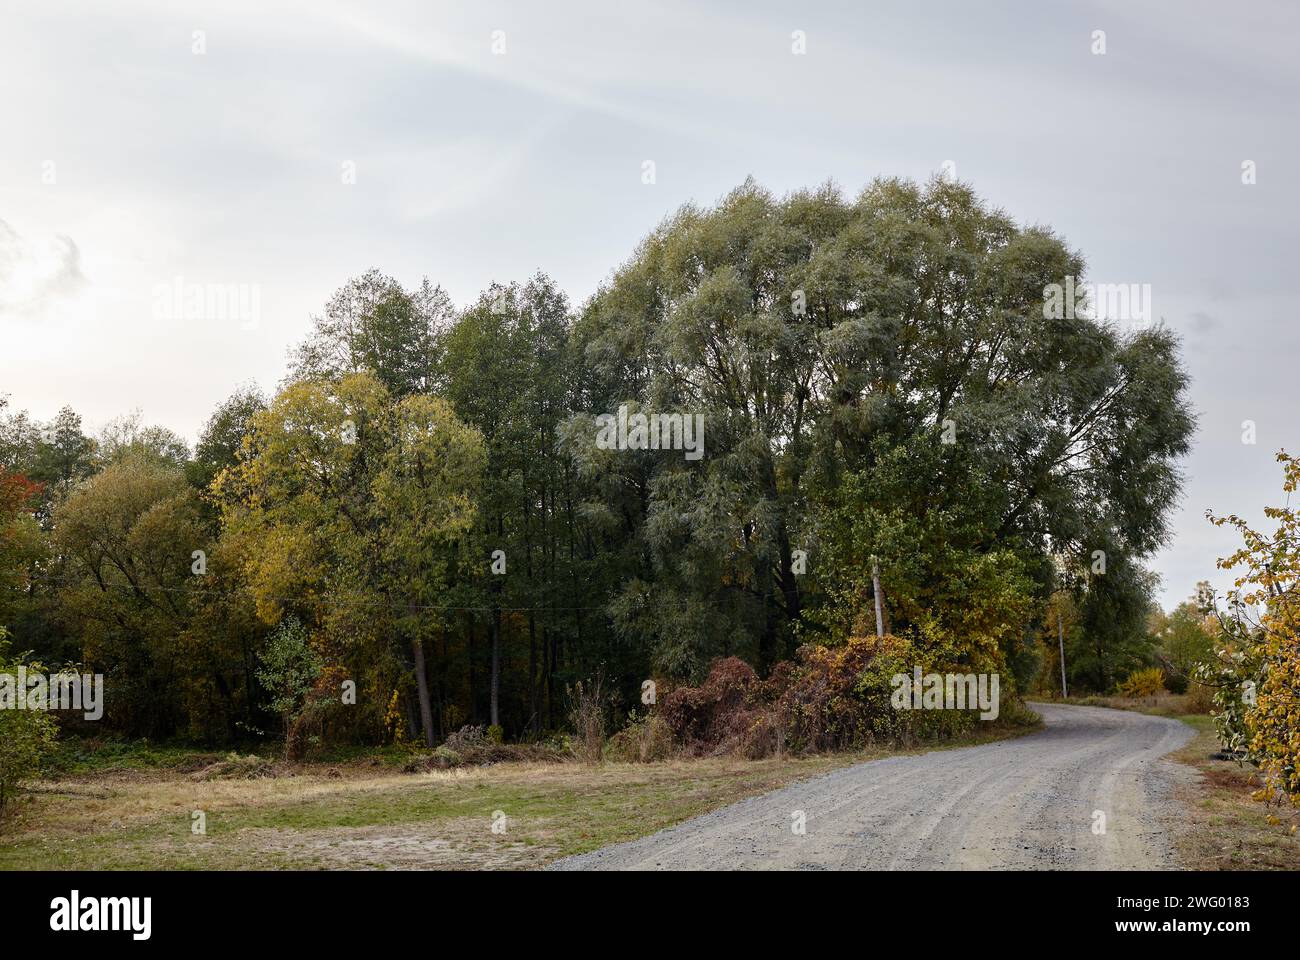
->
<box><xmin>548</xmin><ymin>703</ymin><xmax>1196</xmax><ymax>871</ymax></box>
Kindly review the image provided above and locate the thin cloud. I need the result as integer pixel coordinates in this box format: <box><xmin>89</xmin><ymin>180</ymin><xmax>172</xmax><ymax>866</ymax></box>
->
<box><xmin>0</xmin><ymin>219</ymin><xmax>86</xmax><ymax>318</ymax></box>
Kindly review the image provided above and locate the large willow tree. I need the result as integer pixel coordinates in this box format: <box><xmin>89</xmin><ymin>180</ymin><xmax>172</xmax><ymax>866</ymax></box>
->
<box><xmin>576</xmin><ymin>176</ymin><xmax>1193</xmax><ymax>681</ymax></box>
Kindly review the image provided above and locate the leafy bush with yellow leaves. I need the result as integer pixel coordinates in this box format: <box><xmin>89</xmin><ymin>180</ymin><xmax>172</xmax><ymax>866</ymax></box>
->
<box><xmin>1116</xmin><ymin>666</ymin><xmax>1166</xmax><ymax>698</ymax></box>
<box><xmin>1208</xmin><ymin>451</ymin><xmax>1300</xmax><ymax>808</ymax></box>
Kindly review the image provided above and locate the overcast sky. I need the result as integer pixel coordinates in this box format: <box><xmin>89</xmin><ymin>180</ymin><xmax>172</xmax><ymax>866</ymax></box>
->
<box><xmin>2</xmin><ymin>0</ymin><xmax>1297</xmax><ymax>610</ymax></box>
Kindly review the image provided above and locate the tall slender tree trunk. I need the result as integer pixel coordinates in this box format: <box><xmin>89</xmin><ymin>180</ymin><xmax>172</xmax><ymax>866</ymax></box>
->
<box><xmin>435</xmin><ymin>629</ymin><xmax>446</xmax><ymax>741</ymax></box>
<box><xmin>767</xmin><ymin>458</ymin><xmax>801</xmax><ymax>661</ymax></box>
<box><xmin>490</xmin><ymin>512</ymin><xmax>504</xmax><ymax>729</ymax></box>
<box><xmin>760</xmin><ymin>561</ymin><xmax>779</xmax><ymax>671</ymax></box>
<box><xmin>489</xmin><ymin>605</ymin><xmax>501</xmax><ymax>728</ymax></box>
<box><xmin>411</xmin><ymin>637</ymin><xmax>436</xmax><ymax>747</ymax></box>
<box><xmin>528</xmin><ymin>613</ymin><xmax>538</xmax><ymax>733</ymax></box>
<box><xmin>466</xmin><ymin>611</ymin><xmax>477</xmax><ymax>723</ymax></box>
<box><xmin>541</xmin><ymin>625</ymin><xmax>552</xmax><ymax>729</ymax></box>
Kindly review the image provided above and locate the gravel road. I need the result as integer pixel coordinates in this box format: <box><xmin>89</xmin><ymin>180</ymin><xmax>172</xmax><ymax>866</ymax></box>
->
<box><xmin>549</xmin><ymin>703</ymin><xmax>1196</xmax><ymax>870</ymax></box>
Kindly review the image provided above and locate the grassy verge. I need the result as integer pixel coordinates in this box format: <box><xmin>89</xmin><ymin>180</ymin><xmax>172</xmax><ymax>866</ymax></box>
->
<box><xmin>1033</xmin><ymin>694</ymin><xmax>1300</xmax><ymax>870</ymax></box>
<box><xmin>0</xmin><ymin>719</ymin><xmax>1036</xmax><ymax>871</ymax></box>
<box><xmin>1168</xmin><ymin>715</ymin><xmax>1300</xmax><ymax>870</ymax></box>
<box><xmin>1033</xmin><ymin>691</ymin><xmax>1210</xmax><ymax>718</ymax></box>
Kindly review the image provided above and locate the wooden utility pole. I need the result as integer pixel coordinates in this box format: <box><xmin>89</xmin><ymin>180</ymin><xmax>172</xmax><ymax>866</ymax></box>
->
<box><xmin>1058</xmin><ymin>611</ymin><xmax>1068</xmax><ymax>699</ymax></box>
<box><xmin>871</xmin><ymin>555</ymin><xmax>884</xmax><ymax>638</ymax></box>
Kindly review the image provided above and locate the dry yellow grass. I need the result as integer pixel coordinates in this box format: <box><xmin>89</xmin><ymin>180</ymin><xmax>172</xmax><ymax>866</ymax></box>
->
<box><xmin>2</xmin><ymin>723</ymin><xmax>1034</xmax><ymax>870</ymax></box>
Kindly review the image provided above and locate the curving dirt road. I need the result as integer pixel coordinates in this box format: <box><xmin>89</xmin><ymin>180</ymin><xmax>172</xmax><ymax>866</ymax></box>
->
<box><xmin>549</xmin><ymin>704</ymin><xmax>1196</xmax><ymax>870</ymax></box>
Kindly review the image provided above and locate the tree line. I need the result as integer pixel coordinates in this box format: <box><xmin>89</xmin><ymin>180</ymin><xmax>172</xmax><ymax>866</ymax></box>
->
<box><xmin>0</xmin><ymin>177</ymin><xmax>1195</xmax><ymax>751</ymax></box>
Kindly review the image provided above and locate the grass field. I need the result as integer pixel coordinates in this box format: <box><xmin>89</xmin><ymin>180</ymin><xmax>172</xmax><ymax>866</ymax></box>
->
<box><xmin>0</xmin><ymin>722</ymin><xmax>1035</xmax><ymax>871</ymax></box>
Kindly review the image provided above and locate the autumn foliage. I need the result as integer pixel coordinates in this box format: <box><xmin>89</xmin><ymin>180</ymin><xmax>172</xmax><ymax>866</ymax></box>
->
<box><xmin>1208</xmin><ymin>451</ymin><xmax>1300</xmax><ymax>809</ymax></box>
<box><xmin>659</xmin><ymin>634</ymin><xmax>987</xmax><ymax>759</ymax></box>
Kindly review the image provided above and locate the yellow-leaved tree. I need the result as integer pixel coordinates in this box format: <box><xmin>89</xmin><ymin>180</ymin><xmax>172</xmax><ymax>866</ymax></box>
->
<box><xmin>215</xmin><ymin>372</ymin><xmax>485</xmax><ymax>750</ymax></box>
<box><xmin>1209</xmin><ymin>451</ymin><xmax>1300</xmax><ymax>810</ymax></box>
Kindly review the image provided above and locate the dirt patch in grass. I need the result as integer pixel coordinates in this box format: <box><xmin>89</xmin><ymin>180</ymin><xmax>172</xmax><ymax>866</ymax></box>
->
<box><xmin>215</xmin><ymin>818</ymin><xmax>554</xmax><ymax>870</ymax></box>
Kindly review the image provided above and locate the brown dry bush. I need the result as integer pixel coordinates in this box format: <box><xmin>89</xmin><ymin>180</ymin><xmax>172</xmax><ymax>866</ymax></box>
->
<box><xmin>444</xmin><ymin>724</ymin><xmax>487</xmax><ymax>752</ymax></box>
<box><xmin>401</xmin><ymin>741</ymin><xmax>567</xmax><ymax>772</ymax></box>
<box><xmin>605</xmin><ymin>712</ymin><xmax>677</xmax><ymax>763</ymax></box>
<box><xmin>189</xmin><ymin>753</ymin><xmax>278</xmax><ymax>781</ymax></box>
<box><xmin>657</xmin><ymin>635</ymin><xmax>979</xmax><ymax>759</ymax></box>
<box><xmin>660</xmin><ymin>657</ymin><xmax>774</xmax><ymax>757</ymax></box>
<box><xmin>567</xmin><ymin>675</ymin><xmax>610</xmax><ymax>764</ymax></box>
<box><xmin>1185</xmin><ymin>682</ymin><xmax>1215</xmax><ymax>714</ymax></box>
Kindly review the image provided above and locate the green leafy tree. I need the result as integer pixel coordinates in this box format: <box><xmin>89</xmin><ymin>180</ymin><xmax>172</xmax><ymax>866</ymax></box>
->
<box><xmin>0</xmin><ymin>395</ymin><xmax>39</xmax><ymax>473</ymax></box>
<box><xmin>256</xmin><ymin>616</ymin><xmax>325</xmax><ymax>760</ymax></box>
<box><xmin>440</xmin><ymin>275</ymin><xmax>587</xmax><ymax>730</ymax></box>
<box><xmin>96</xmin><ymin>411</ymin><xmax>190</xmax><ymax>469</ymax></box>
<box><xmin>1</xmin><ymin>404</ymin><xmax>98</xmax><ymax>522</ymax></box>
<box><xmin>186</xmin><ymin>384</ymin><xmax>266</xmax><ymax>497</ymax></box>
<box><xmin>1151</xmin><ymin>586</ymin><xmax>1217</xmax><ymax>692</ymax></box>
<box><xmin>814</xmin><ymin>444</ymin><xmax>1038</xmax><ymax>686</ymax></box>
<box><xmin>289</xmin><ymin>269</ymin><xmax>453</xmax><ymax>398</ymax></box>
<box><xmin>0</xmin><ymin>629</ymin><xmax>59</xmax><ymax>812</ymax></box>
<box><xmin>54</xmin><ymin>457</ymin><xmax>208</xmax><ymax>736</ymax></box>
<box><xmin>0</xmin><ymin>468</ymin><xmax>45</xmax><ymax>633</ymax></box>
<box><xmin>1070</xmin><ymin>558</ymin><xmax>1160</xmax><ymax>692</ymax></box>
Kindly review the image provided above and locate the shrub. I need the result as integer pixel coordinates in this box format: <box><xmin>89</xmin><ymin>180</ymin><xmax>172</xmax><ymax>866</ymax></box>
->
<box><xmin>1184</xmin><ymin>679</ymin><xmax>1215</xmax><ymax>714</ymax></box>
<box><xmin>1252</xmin><ymin>620</ymin><xmax>1300</xmax><ymax>807</ymax></box>
<box><xmin>256</xmin><ymin>617</ymin><xmax>329</xmax><ymax>761</ymax></box>
<box><xmin>401</xmin><ymin>741</ymin><xmax>566</xmax><ymax>772</ymax></box>
<box><xmin>1207</xmin><ymin>452</ymin><xmax>1300</xmax><ymax>808</ymax></box>
<box><xmin>432</xmin><ymin>745</ymin><xmax>463</xmax><ymax>768</ymax></box>
<box><xmin>657</xmin><ymin>635</ymin><xmax>992</xmax><ymax>759</ymax></box>
<box><xmin>189</xmin><ymin>752</ymin><xmax>276</xmax><ymax>781</ymax></box>
<box><xmin>0</xmin><ymin>633</ymin><xmax>60</xmax><ymax>812</ymax></box>
<box><xmin>0</xmin><ymin>696</ymin><xmax>59</xmax><ymax>810</ymax></box>
<box><xmin>383</xmin><ymin>690</ymin><xmax>415</xmax><ymax>746</ymax></box>
<box><xmin>777</xmin><ymin>634</ymin><xmax>923</xmax><ymax>751</ymax></box>
<box><xmin>444</xmin><ymin>724</ymin><xmax>486</xmax><ymax>752</ymax></box>
<box><xmin>567</xmin><ymin>676</ymin><xmax>609</xmax><ymax>765</ymax></box>
<box><xmin>1197</xmin><ymin>648</ymin><xmax>1261</xmax><ymax>759</ymax></box>
<box><xmin>994</xmin><ymin>697</ymin><xmax>1044</xmax><ymax>729</ymax></box>
<box><xmin>777</xmin><ymin>633</ymin><xmax>982</xmax><ymax>752</ymax></box>
<box><xmin>659</xmin><ymin>657</ymin><xmax>768</xmax><ymax>756</ymax></box>
<box><xmin>403</xmin><ymin>746</ymin><xmax>463</xmax><ymax>771</ymax></box>
<box><xmin>1116</xmin><ymin>666</ymin><xmax>1166</xmax><ymax>698</ymax></box>
<box><xmin>606</xmin><ymin>711</ymin><xmax>676</xmax><ymax>763</ymax></box>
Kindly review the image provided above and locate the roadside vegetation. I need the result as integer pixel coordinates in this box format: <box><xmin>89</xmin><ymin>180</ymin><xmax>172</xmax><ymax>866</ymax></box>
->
<box><xmin>1172</xmin><ymin>714</ymin><xmax>1300</xmax><ymax>870</ymax></box>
